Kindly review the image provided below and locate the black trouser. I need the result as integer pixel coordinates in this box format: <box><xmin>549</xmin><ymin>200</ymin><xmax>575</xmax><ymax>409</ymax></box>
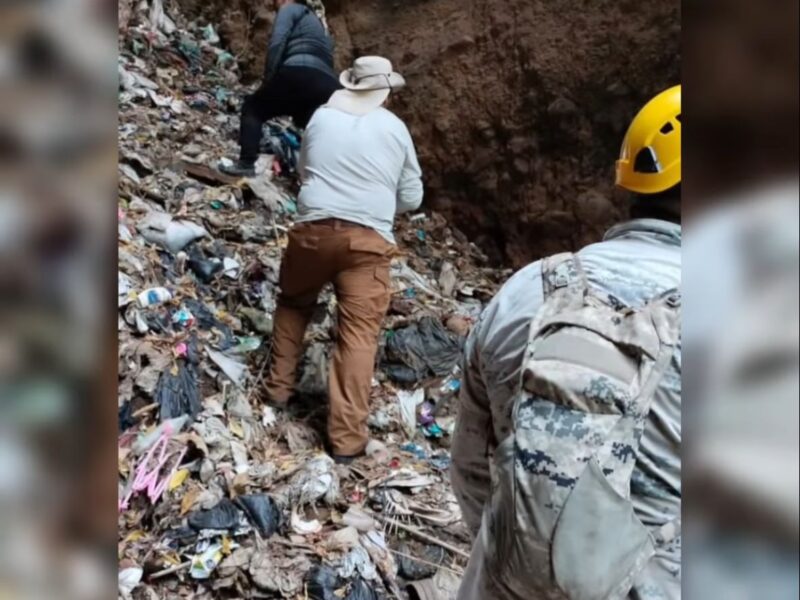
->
<box><xmin>238</xmin><ymin>66</ymin><xmax>340</xmax><ymax>164</ymax></box>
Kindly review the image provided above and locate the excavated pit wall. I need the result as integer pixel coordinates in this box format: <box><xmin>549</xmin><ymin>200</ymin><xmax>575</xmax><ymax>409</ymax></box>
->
<box><xmin>173</xmin><ymin>0</ymin><xmax>680</xmax><ymax>266</ymax></box>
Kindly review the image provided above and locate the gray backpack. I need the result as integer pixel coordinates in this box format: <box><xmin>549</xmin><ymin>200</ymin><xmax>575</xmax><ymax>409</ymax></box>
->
<box><xmin>486</xmin><ymin>253</ymin><xmax>680</xmax><ymax>600</ymax></box>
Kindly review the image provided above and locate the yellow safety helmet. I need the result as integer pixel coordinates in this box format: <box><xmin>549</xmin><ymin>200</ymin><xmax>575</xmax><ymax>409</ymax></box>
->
<box><xmin>615</xmin><ymin>85</ymin><xmax>681</xmax><ymax>194</ymax></box>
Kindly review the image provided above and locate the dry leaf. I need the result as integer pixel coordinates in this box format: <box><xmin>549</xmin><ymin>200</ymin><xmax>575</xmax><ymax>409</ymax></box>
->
<box><xmin>168</xmin><ymin>468</ymin><xmax>190</xmax><ymax>491</ymax></box>
<box><xmin>229</xmin><ymin>419</ymin><xmax>244</xmax><ymax>439</ymax></box>
<box><xmin>180</xmin><ymin>486</ymin><xmax>201</xmax><ymax>516</ymax></box>
<box><xmin>124</xmin><ymin>530</ymin><xmax>146</xmax><ymax>543</ymax></box>
<box><xmin>230</xmin><ymin>473</ymin><xmax>250</xmax><ymax>497</ymax></box>
<box><xmin>221</xmin><ymin>535</ymin><xmax>232</xmax><ymax>556</ymax></box>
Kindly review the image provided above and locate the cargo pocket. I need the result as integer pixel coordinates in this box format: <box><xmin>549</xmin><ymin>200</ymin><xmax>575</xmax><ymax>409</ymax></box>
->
<box><xmin>374</xmin><ymin>265</ymin><xmax>390</xmax><ymax>292</ymax></box>
<box><xmin>371</xmin><ymin>265</ymin><xmax>392</xmax><ymax>315</ymax></box>
<box><xmin>552</xmin><ymin>458</ymin><xmax>654</xmax><ymax>600</ymax></box>
<box><xmin>349</xmin><ymin>232</ymin><xmax>392</xmax><ymax>255</ymax></box>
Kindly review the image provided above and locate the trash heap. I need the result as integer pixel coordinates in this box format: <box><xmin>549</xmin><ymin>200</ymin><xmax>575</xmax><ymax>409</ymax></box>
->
<box><xmin>118</xmin><ymin>2</ymin><xmax>510</xmax><ymax>598</ymax></box>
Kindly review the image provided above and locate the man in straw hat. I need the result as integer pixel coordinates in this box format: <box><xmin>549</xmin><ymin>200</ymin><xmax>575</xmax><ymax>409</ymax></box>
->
<box><xmin>221</xmin><ymin>0</ymin><xmax>339</xmax><ymax>177</ymax></box>
<box><xmin>263</xmin><ymin>56</ymin><xmax>423</xmax><ymax>464</ymax></box>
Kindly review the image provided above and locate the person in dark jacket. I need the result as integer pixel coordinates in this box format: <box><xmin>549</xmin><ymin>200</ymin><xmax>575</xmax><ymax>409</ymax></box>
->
<box><xmin>221</xmin><ymin>0</ymin><xmax>340</xmax><ymax>177</ymax></box>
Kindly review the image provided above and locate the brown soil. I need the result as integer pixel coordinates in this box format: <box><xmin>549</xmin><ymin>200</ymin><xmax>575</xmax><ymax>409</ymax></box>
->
<box><xmin>174</xmin><ymin>0</ymin><xmax>680</xmax><ymax>267</ymax></box>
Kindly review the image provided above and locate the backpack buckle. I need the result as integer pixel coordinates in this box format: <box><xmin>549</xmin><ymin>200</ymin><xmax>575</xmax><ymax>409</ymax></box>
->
<box><xmin>665</xmin><ymin>292</ymin><xmax>681</xmax><ymax>307</ymax></box>
<box><xmin>549</xmin><ymin>261</ymin><xmax>576</xmax><ymax>289</ymax></box>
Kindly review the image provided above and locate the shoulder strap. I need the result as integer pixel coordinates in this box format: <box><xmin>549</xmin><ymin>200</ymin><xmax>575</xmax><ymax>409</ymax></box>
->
<box><xmin>644</xmin><ymin>288</ymin><xmax>681</xmax><ymax>347</ymax></box>
<box><xmin>519</xmin><ymin>253</ymin><xmax>588</xmax><ymax>378</ymax></box>
<box><xmin>541</xmin><ymin>252</ymin><xmax>588</xmax><ymax>299</ymax></box>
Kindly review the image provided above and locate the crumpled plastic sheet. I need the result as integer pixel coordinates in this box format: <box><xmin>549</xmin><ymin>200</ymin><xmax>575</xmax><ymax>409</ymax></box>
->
<box><xmin>397</xmin><ymin>389</ymin><xmax>425</xmax><ymax>438</ymax></box>
<box><xmin>306</xmin><ymin>565</ymin><xmax>342</xmax><ymax>600</ymax></box>
<box><xmin>188</xmin><ymin>498</ymin><xmax>242</xmax><ymax>532</ymax></box>
<box><xmin>235</xmin><ymin>494</ymin><xmax>280</xmax><ymax>538</ymax></box>
<box><xmin>359</xmin><ymin>530</ymin><xmax>397</xmax><ymax>585</ymax></box>
<box><xmin>297</xmin><ymin>342</ymin><xmax>329</xmax><ymax>396</ymax></box>
<box><xmin>118</xmin><ymin>567</ymin><xmax>143</xmax><ymax>597</ymax></box>
<box><xmin>131</xmin><ymin>415</ymin><xmax>189</xmax><ymax>455</ymax></box>
<box><xmin>138</xmin><ymin>209</ymin><xmax>208</xmax><ymax>254</ymax></box>
<box><xmin>286</xmin><ymin>454</ymin><xmax>340</xmax><ymax>506</ymax></box>
<box><xmin>206</xmin><ymin>348</ymin><xmax>247</xmax><ymax>388</ymax></box>
<box><xmin>382</xmin><ymin>316</ymin><xmax>464</xmax><ymax>383</ymax></box>
<box><xmin>338</xmin><ymin>545</ymin><xmax>378</xmax><ymax>581</ymax></box>
<box><xmin>183</xmin><ymin>298</ymin><xmax>236</xmax><ymax>349</ymax></box>
<box><xmin>306</xmin><ymin>565</ymin><xmax>378</xmax><ymax>600</ymax></box>
<box><xmin>155</xmin><ymin>359</ymin><xmax>201</xmax><ymax>422</ymax></box>
<box><xmin>346</xmin><ymin>579</ymin><xmax>378</xmax><ymax>600</ymax></box>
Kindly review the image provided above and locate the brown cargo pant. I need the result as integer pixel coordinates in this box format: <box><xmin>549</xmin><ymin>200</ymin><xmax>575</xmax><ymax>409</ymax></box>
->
<box><xmin>264</xmin><ymin>219</ymin><xmax>393</xmax><ymax>456</ymax></box>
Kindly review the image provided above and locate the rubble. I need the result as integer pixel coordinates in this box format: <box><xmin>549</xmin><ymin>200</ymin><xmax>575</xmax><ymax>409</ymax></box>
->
<box><xmin>117</xmin><ymin>1</ymin><xmax>506</xmax><ymax>597</ymax></box>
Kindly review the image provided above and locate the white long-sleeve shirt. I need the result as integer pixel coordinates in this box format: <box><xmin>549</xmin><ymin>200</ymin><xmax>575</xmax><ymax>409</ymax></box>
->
<box><xmin>296</xmin><ymin>105</ymin><xmax>424</xmax><ymax>243</ymax></box>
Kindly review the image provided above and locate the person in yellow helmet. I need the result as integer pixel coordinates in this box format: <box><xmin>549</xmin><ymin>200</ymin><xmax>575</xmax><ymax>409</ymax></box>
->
<box><xmin>452</xmin><ymin>86</ymin><xmax>682</xmax><ymax>600</ymax></box>
<box><xmin>618</xmin><ymin>84</ymin><xmax>682</xmax><ymax>220</ymax></box>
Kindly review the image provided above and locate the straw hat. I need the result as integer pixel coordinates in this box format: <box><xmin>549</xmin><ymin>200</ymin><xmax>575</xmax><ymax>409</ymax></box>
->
<box><xmin>327</xmin><ymin>56</ymin><xmax>406</xmax><ymax>116</ymax></box>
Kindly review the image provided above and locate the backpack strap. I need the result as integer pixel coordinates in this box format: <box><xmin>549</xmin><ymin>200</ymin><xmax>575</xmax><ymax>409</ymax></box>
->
<box><xmin>645</xmin><ymin>288</ymin><xmax>681</xmax><ymax>347</ymax></box>
<box><xmin>542</xmin><ymin>252</ymin><xmax>588</xmax><ymax>299</ymax></box>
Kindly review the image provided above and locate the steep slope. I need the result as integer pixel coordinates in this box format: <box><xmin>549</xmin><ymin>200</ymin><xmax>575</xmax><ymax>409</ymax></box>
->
<box><xmin>173</xmin><ymin>0</ymin><xmax>680</xmax><ymax>265</ymax></box>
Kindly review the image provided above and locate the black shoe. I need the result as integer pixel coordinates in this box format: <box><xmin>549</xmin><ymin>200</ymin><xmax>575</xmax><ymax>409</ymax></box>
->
<box><xmin>219</xmin><ymin>160</ymin><xmax>256</xmax><ymax>178</ymax></box>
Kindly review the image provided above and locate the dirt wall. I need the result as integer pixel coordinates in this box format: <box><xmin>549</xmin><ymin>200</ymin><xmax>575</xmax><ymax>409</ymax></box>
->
<box><xmin>175</xmin><ymin>0</ymin><xmax>680</xmax><ymax>266</ymax></box>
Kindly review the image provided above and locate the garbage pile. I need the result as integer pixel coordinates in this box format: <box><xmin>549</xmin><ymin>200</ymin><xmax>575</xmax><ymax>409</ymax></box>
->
<box><xmin>118</xmin><ymin>2</ymin><xmax>509</xmax><ymax>598</ymax></box>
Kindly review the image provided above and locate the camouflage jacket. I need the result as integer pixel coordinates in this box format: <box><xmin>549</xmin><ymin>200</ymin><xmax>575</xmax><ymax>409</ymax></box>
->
<box><xmin>452</xmin><ymin>218</ymin><xmax>681</xmax><ymax>598</ymax></box>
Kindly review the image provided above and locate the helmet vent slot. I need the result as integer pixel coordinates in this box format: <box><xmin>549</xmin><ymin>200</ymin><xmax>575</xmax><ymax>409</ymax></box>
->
<box><xmin>633</xmin><ymin>146</ymin><xmax>661</xmax><ymax>173</ymax></box>
<box><xmin>660</xmin><ymin>122</ymin><xmax>674</xmax><ymax>134</ymax></box>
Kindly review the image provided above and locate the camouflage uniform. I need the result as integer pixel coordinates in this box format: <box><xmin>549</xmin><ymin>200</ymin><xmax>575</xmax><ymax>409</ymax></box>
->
<box><xmin>452</xmin><ymin>219</ymin><xmax>681</xmax><ymax>600</ymax></box>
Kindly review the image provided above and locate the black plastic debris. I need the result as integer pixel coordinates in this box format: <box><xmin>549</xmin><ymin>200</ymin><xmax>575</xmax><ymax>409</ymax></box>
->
<box><xmin>347</xmin><ymin>579</ymin><xmax>379</xmax><ymax>600</ymax></box>
<box><xmin>155</xmin><ymin>360</ymin><xmax>201</xmax><ymax>422</ymax></box>
<box><xmin>183</xmin><ymin>298</ymin><xmax>236</xmax><ymax>349</ymax></box>
<box><xmin>382</xmin><ymin>316</ymin><xmax>464</xmax><ymax>383</ymax></box>
<box><xmin>187</xmin><ymin>498</ymin><xmax>242</xmax><ymax>531</ymax></box>
<box><xmin>306</xmin><ymin>565</ymin><xmax>342</xmax><ymax>600</ymax></box>
<box><xmin>187</xmin><ymin>255</ymin><xmax>224</xmax><ymax>283</ymax></box>
<box><xmin>235</xmin><ymin>494</ymin><xmax>280</xmax><ymax>539</ymax></box>
<box><xmin>397</xmin><ymin>543</ymin><xmax>446</xmax><ymax>581</ymax></box>
<box><xmin>306</xmin><ymin>566</ymin><xmax>381</xmax><ymax>600</ymax></box>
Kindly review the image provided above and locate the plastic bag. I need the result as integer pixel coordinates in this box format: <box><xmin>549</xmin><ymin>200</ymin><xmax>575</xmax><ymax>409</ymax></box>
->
<box><xmin>382</xmin><ymin>317</ymin><xmax>464</xmax><ymax>383</ymax></box>
<box><xmin>155</xmin><ymin>360</ymin><xmax>201</xmax><ymax>422</ymax></box>
<box><xmin>235</xmin><ymin>494</ymin><xmax>280</xmax><ymax>538</ymax></box>
<box><xmin>347</xmin><ymin>579</ymin><xmax>378</xmax><ymax>600</ymax></box>
<box><xmin>306</xmin><ymin>567</ymin><xmax>376</xmax><ymax>600</ymax></box>
<box><xmin>138</xmin><ymin>210</ymin><xmax>207</xmax><ymax>254</ymax></box>
<box><xmin>397</xmin><ymin>543</ymin><xmax>446</xmax><ymax>581</ymax></box>
<box><xmin>187</xmin><ymin>255</ymin><xmax>223</xmax><ymax>283</ymax></box>
<box><xmin>183</xmin><ymin>299</ymin><xmax>236</xmax><ymax>349</ymax></box>
<box><xmin>306</xmin><ymin>565</ymin><xmax>342</xmax><ymax>600</ymax></box>
<box><xmin>187</xmin><ymin>498</ymin><xmax>242</xmax><ymax>531</ymax></box>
